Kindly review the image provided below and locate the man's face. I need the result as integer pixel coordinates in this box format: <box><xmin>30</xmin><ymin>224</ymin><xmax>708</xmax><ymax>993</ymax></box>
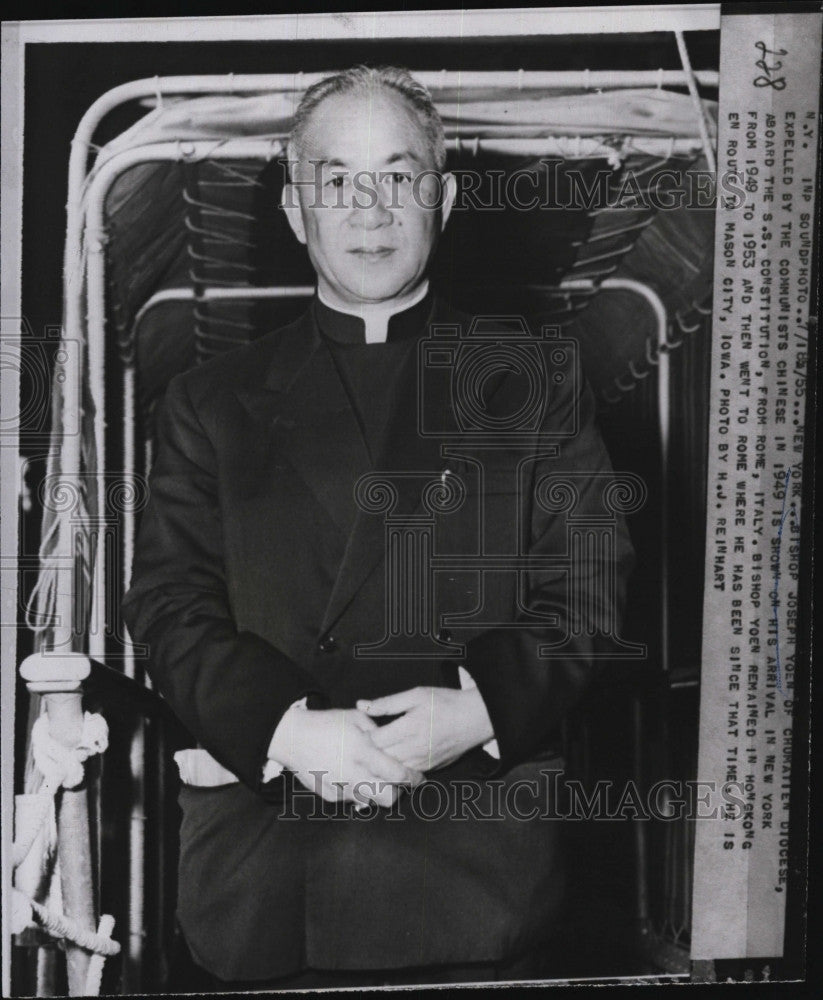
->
<box><xmin>283</xmin><ymin>88</ymin><xmax>455</xmax><ymax>306</ymax></box>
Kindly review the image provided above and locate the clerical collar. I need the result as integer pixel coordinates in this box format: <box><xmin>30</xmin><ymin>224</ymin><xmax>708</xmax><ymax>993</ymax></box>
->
<box><xmin>314</xmin><ymin>282</ymin><xmax>432</xmax><ymax>345</ymax></box>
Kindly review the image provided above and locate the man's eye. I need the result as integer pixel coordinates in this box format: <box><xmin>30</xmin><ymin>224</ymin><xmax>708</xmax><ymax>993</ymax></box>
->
<box><xmin>326</xmin><ymin>175</ymin><xmax>346</xmax><ymax>188</ymax></box>
<box><xmin>389</xmin><ymin>172</ymin><xmax>411</xmax><ymax>184</ymax></box>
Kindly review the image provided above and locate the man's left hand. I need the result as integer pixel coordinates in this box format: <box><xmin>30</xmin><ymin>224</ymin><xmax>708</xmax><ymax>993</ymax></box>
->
<box><xmin>356</xmin><ymin>686</ymin><xmax>494</xmax><ymax>772</ymax></box>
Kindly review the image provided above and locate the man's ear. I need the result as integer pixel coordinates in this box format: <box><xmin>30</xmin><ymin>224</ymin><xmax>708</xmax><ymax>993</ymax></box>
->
<box><xmin>281</xmin><ymin>183</ymin><xmax>307</xmax><ymax>245</ymax></box>
<box><xmin>439</xmin><ymin>172</ymin><xmax>458</xmax><ymax>231</ymax></box>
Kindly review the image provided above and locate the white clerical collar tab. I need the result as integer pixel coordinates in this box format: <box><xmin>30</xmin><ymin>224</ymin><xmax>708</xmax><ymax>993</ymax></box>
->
<box><xmin>317</xmin><ymin>282</ymin><xmax>430</xmax><ymax>344</ymax></box>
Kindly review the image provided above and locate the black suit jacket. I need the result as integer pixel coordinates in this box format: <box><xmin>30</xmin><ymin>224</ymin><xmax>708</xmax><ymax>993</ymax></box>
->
<box><xmin>122</xmin><ymin>296</ymin><xmax>635</xmax><ymax>979</ymax></box>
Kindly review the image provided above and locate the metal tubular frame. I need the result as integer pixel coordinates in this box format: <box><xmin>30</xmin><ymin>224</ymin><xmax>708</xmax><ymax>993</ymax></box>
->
<box><xmin>131</xmin><ymin>284</ymin><xmax>315</xmax><ymax>332</ymax></box>
<box><xmin>81</xmin><ymin>131</ymin><xmax>691</xmax><ymax>656</ymax></box>
<box><xmin>599</xmin><ymin>277</ymin><xmax>670</xmax><ymax>676</ymax></box>
<box><xmin>49</xmin><ymin>67</ymin><xmax>698</xmax><ymax>988</ymax></box>
<box><xmin>599</xmin><ymin>277</ymin><xmax>670</xmax><ymax>953</ymax></box>
<box><xmin>65</xmin><ymin>67</ymin><xmax>716</xmax><ymax>657</ymax></box>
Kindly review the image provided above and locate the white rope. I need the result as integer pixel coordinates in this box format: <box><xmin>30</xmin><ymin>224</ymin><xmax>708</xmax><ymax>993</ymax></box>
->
<box><xmin>12</xmin><ymin>889</ymin><xmax>120</xmax><ymax>959</ymax></box>
<box><xmin>13</xmin><ymin>713</ymin><xmax>108</xmax><ymax>868</ymax></box>
<box><xmin>31</xmin><ymin>712</ymin><xmax>109</xmax><ymax>792</ymax></box>
<box><xmin>11</xmin><ymin>793</ymin><xmax>54</xmax><ymax>869</ymax></box>
<box><xmin>85</xmin><ymin>915</ymin><xmax>117</xmax><ymax>995</ymax></box>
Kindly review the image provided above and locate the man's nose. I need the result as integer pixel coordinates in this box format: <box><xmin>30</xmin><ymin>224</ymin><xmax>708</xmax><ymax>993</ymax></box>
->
<box><xmin>349</xmin><ymin>177</ymin><xmax>393</xmax><ymax>229</ymax></box>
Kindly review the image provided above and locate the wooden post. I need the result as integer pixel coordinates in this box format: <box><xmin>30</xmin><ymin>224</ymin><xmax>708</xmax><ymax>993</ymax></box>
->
<box><xmin>20</xmin><ymin>653</ymin><xmax>96</xmax><ymax>996</ymax></box>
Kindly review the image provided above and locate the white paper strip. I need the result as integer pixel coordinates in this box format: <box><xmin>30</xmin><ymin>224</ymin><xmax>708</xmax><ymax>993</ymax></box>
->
<box><xmin>692</xmin><ymin>11</ymin><xmax>820</xmax><ymax>960</ymax></box>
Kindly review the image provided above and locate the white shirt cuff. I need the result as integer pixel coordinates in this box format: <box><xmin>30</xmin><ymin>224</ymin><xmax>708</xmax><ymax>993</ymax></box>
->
<box><xmin>457</xmin><ymin>666</ymin><xmax>500</xmax><ymax>760</ymax></box>
<box><xmin>262</xmin><ymin>696</ymin><xmax>308</xmax><ymax>782</ymax></box>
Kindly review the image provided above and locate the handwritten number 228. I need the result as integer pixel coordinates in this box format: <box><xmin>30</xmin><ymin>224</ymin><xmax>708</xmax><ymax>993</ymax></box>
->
<box><xmin>754</xmin><ymin>41</ymin><xmax>787</xmax><ymax>90</ymax></box>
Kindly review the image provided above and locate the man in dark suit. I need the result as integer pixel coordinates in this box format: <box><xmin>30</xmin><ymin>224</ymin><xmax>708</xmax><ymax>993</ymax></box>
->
<box><xmin>123</xmin><ymin>65</ymin><xmax>635</xmax><ymax>988</ymax></box>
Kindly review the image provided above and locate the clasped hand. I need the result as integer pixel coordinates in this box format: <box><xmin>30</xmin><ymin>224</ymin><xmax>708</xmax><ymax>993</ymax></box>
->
<box><xmin>269</xmin><ymin>686</ymin><xmax>493</xmax><ymax>808</ymax></box>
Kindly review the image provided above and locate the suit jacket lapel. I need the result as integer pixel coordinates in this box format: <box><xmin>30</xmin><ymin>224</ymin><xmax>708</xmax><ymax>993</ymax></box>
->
<box><xmin>234</xmin><ymin>311</ymin><xmax>371</xmax><ymax>539</ymax></box>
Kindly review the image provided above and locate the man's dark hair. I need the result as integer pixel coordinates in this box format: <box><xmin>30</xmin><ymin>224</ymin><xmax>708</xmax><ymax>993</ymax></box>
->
<box><xmin>287</xmin><ymin>65</ymin><xmax>447</xmax><ymax>173</ymax></box>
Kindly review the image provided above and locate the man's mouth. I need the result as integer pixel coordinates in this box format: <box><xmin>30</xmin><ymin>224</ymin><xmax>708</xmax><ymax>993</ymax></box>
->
<box><xmin>348</xmin><ymin>247</ymin><xmax>396</xmax><ymax>259</ymax></box>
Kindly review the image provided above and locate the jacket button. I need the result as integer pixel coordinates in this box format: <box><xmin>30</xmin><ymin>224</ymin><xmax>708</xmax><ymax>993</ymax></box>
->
<box><xmin>436</xmin><ymin>628</ymin><xmax>452</xmax><ymax>644</ymax></box>
<box><xmin>318</xmin><ymin>635</ymin><xmax>337</xmax><ymax>653</ymax></box>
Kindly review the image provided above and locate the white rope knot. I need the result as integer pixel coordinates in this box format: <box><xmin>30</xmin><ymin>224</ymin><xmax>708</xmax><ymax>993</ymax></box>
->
<box><xmin>605</xmin><ymin>147</ymin><xmax>622</xmax><ymax>171</ymax></box>
<box><xmin>11</xmin><ymin>886</ymin><xmax>34</xmax><ymax>935</ymax></box>
<box><xmin>32</xmin><ymin>712</ymin><xmax>109</xmax><ymax>790</ymax></box>
<box><xmin>11</xmin><ymin>888</ymin><xmax>120</xmax><ymax>958</ymax></box>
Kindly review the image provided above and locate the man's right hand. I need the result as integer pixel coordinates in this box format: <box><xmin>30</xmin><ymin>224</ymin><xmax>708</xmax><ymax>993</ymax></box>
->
<box><xmin>268</xmin><ymin>705</ymin><xmax>424</xmax><ymax>807</ymax></box>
